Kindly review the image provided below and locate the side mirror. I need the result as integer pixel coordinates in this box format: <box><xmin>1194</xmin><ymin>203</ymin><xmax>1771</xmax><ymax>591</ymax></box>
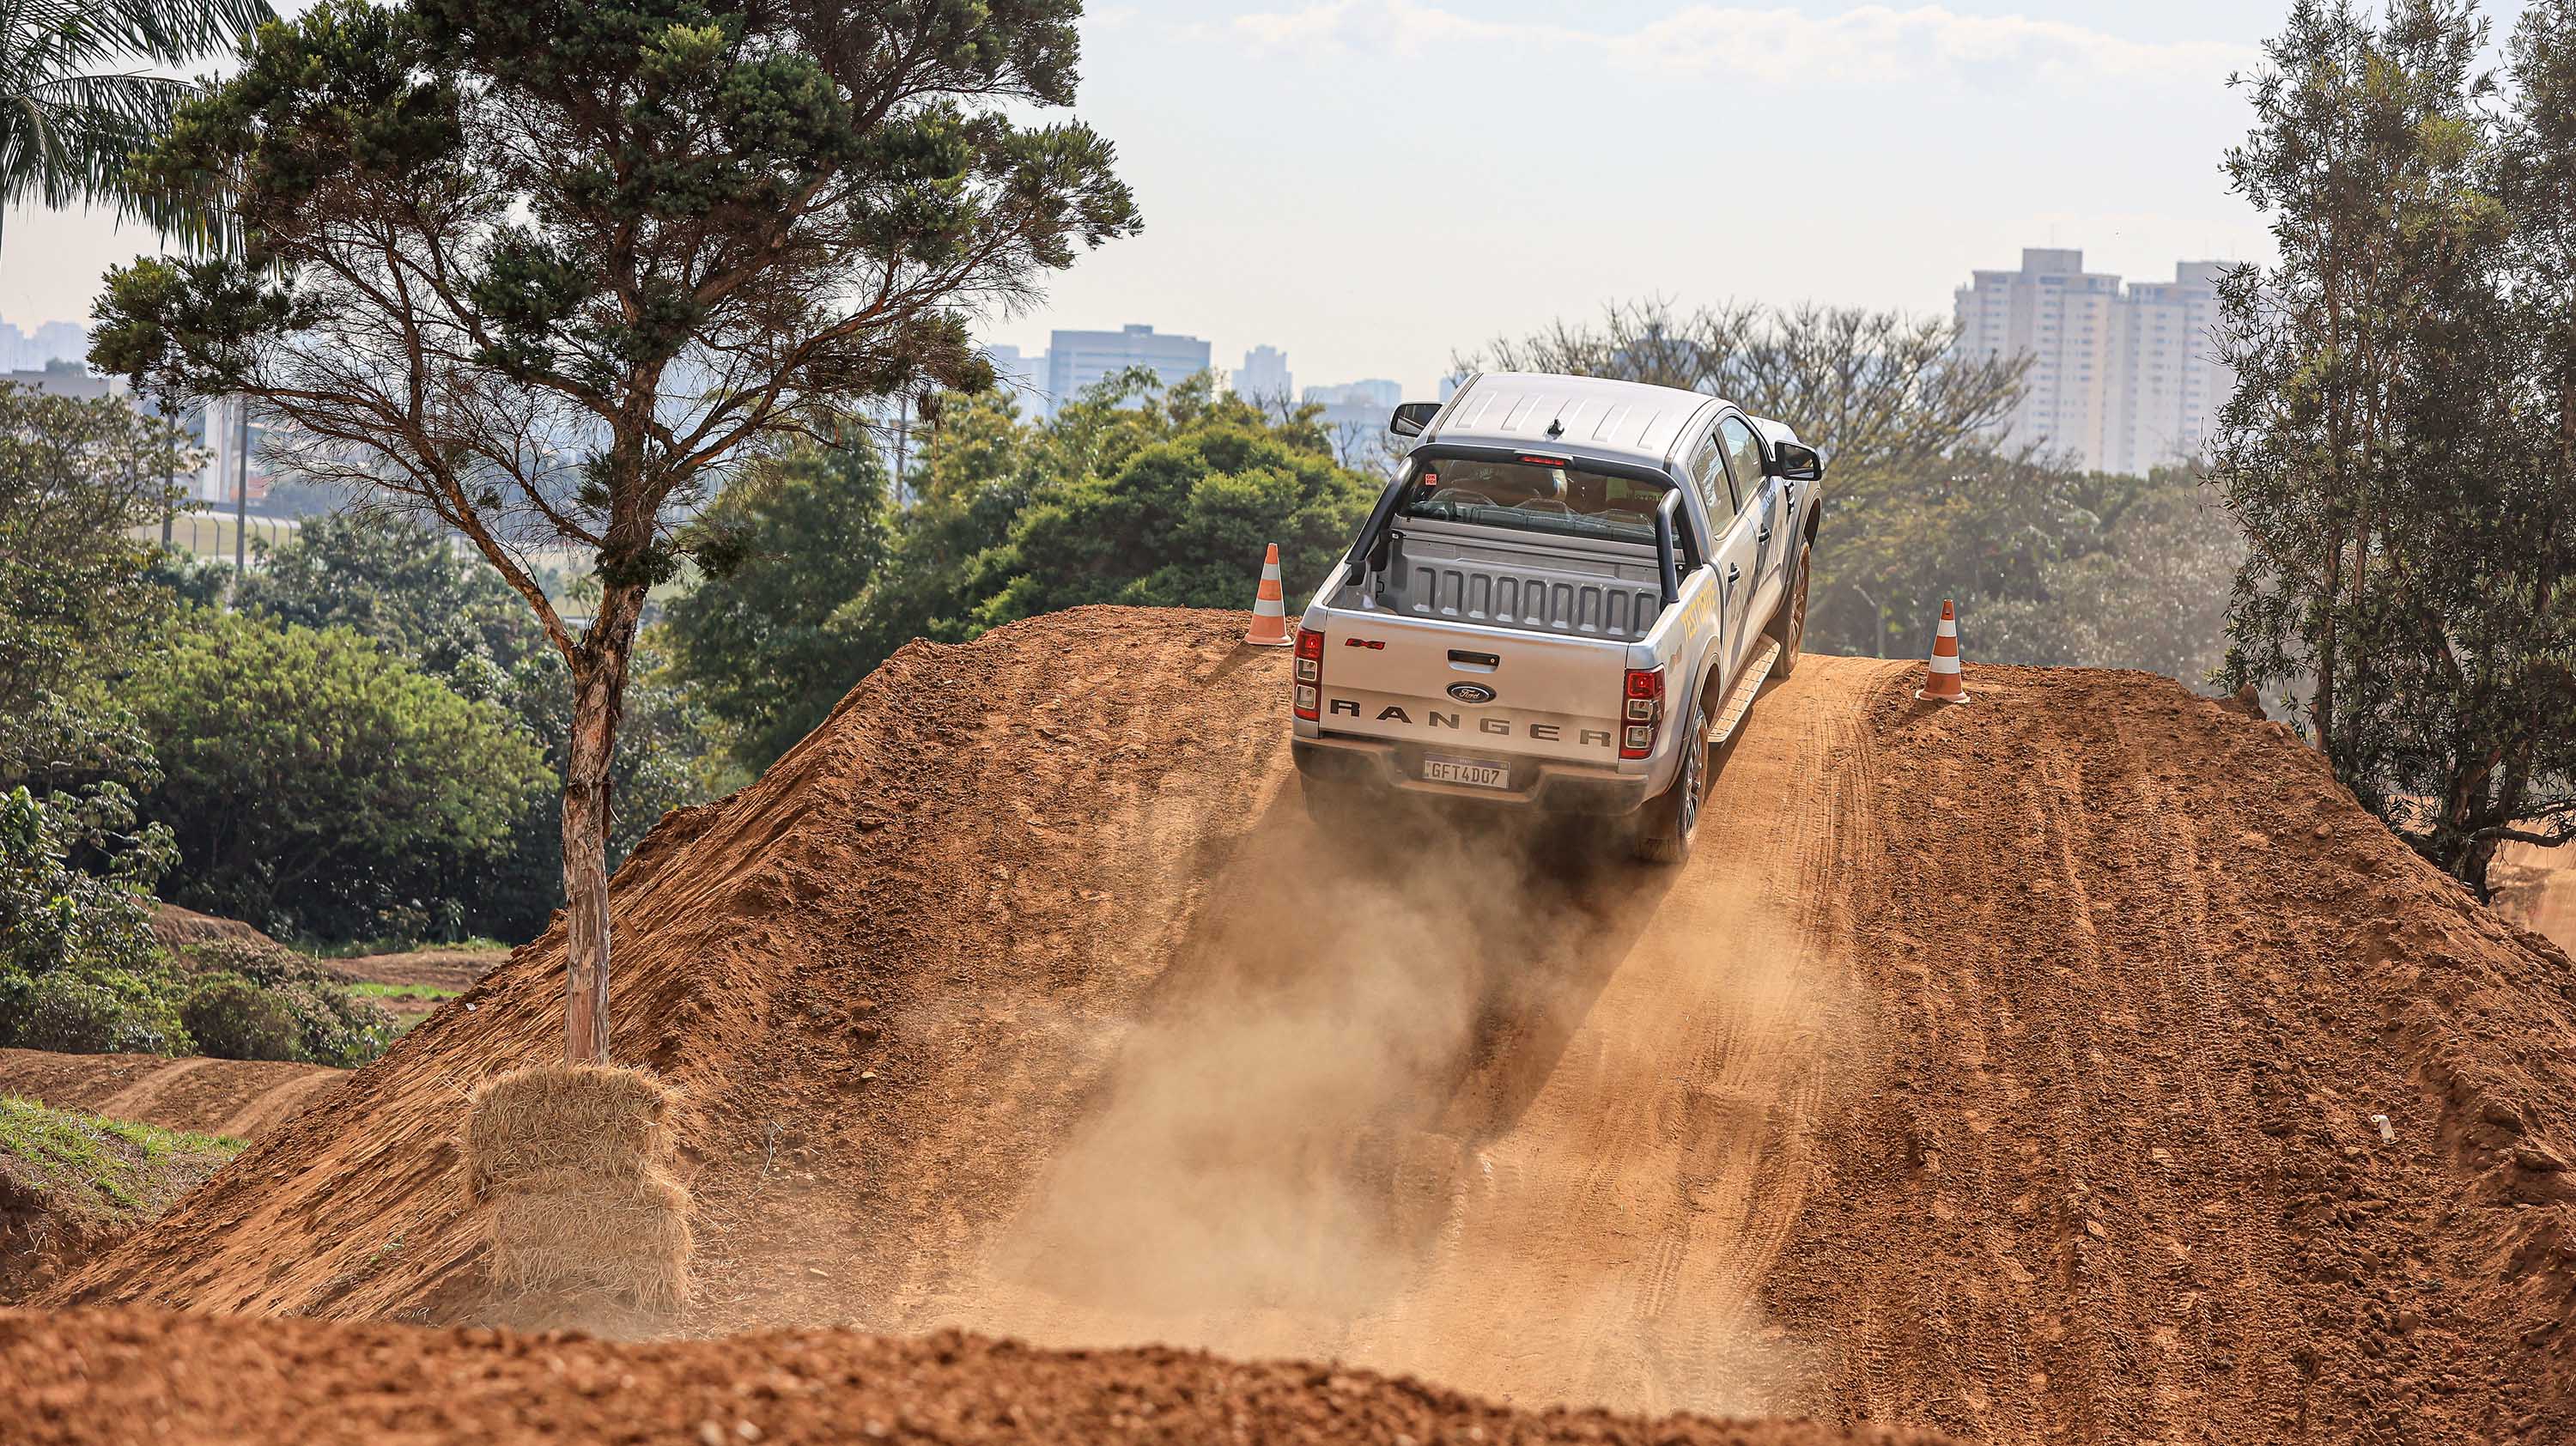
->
<box><xmin>1388</xmin><ymin>401</ymin><xmax>1440</xmax><ymax>438</ymax></box>
<box><xmin>1771</xmin><ymin>440</ymin><xmax>1824</xmax><ymax>482</ymax></box>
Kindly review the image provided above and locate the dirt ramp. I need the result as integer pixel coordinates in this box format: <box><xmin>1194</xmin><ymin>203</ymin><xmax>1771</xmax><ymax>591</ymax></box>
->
<box><xmin>1766</xmin><ymin>665</ymin><xmax>2576</xmax><ymax>1444</ymax></box>
<box><xmin>45</xmin><ymin>608</ymin><xmax>1296</xmax><ymax>1328</ymax></box>
<box><xmin>37</xmin><ymin>611</ymin><xmax>2576</xmax><ymax>1442</ymax></box>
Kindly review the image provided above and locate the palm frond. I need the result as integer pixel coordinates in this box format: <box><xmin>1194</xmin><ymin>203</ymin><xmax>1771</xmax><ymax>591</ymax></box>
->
<box><xmin>2</xmin><ymin>0</ymin><xmax>276</xmax><ymax>71</ymax></box>
<box><xmin>0</xmin><ymin>70</ymin><xmax>234</xmax><ymax>252</ymax></box>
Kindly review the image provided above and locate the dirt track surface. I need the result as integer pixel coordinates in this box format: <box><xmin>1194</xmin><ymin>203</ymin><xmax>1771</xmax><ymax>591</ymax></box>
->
<box><xmin>36</xmin><ymin>608</ymin><xmax>2576</xmax><ymax>1443</ymax></box>
<box><xmin>326</xmin><ymin>948</ymin><xmax>510</xmax><ymax>993</ymax></box>
<box><xmin>0</xmin><ymin>1049</ymin><xmax>343</xmax><ymax>1140</ymax></box>
<box><xmin>0</xmin><ymin>1308</ymin><xmax>1947</xmax><ymax>1446</ymax></box>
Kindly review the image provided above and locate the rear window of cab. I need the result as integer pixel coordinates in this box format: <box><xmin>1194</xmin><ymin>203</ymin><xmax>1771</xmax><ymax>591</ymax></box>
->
<box><xmin>1396</xmin><ymin>456</ymin><xmax>1669</xmax><ymax>544</ymax></box>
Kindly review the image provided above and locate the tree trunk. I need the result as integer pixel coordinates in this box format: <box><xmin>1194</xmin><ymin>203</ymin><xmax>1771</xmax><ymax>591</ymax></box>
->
<box><xmin>2312</xmin><ymin>526</ymin><xmax>2342</xmax><ymax>756</ymax></box>
<box><xmin>560</xmin><ymin>582</ymin><xmax>649</xmax><ymax>1065</ymax></box>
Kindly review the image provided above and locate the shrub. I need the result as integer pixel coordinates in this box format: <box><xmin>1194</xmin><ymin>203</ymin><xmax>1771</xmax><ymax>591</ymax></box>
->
<box><xmin>179</xmin><ymin>974</ymin><xmax>301</xmax><ymax>1062</ymax></box>
<box><xmin>11</xmin><ymin>969</ymin><xmax>190</xmax><ymax>1055</ymax></box>
<box><xmin>130</xmin><ymin>610</ymin><xmax>549</xmax><ymax>939</ymax></box>
<box><xmin>173</xmin><ymin>941</ymin><xmax>393</xmax><ymax>1067</ymax></box>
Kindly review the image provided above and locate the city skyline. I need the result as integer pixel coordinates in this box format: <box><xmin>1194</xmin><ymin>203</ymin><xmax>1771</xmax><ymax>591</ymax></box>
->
<box><xmin>0</xmin><ymin>0</ymin><xmax>2397</xmax><ymax>398</ymax></box>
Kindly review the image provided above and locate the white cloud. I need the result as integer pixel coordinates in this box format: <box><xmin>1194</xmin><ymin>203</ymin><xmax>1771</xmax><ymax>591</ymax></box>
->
<box><xmin>1227</xmin><ymin>2</ymin><xmax>2251</xmax><ymax>91</ymax></box>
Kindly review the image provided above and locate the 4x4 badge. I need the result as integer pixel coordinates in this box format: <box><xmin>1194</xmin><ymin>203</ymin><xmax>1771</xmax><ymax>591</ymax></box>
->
<box><xmin>1447</xmin><ymin>683</ymin><xmax>1497</xmax><ymax>704</ymax></box>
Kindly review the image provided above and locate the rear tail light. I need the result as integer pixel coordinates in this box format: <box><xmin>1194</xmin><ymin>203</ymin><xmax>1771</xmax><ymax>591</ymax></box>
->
<box><xmin>1620</xmin><ymin>666</ymin><xmax>1664</xmax><ymax>759</ymax></box>
<box><xmin>1293</xmin><ymin>628</ymin><xmax>1325</xmax><ymax>720</ymax></box>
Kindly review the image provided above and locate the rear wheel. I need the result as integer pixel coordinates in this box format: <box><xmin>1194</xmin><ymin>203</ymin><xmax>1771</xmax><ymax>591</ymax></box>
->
<box><xmin>1631</xmin><ymin>691</ymin><xmax>1710</xmax><ymax>865</ymax></box>
<box><xmin>1769</xmin><ymin>541</ymin><xmax>1812</xmax><ymax>680</ymax></box>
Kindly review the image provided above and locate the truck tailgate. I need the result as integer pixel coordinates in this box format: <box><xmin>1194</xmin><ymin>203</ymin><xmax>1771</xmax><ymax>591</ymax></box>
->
<box><xmin>1311</xmin><ymin>613</ymin><xmax>1632</xmax><ymax>766</ymax></box>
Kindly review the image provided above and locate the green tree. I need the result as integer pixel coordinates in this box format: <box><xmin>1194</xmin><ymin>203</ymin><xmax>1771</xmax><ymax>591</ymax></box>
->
<box><xmin>973</xmin><ymin>407</ymin><xmax>1374</xmax><ymax>627</ymax></box>
<box><xmin>0</xmin><ymin>383</ymin><xmax>187</xmax><ymax>1044</ymax></box>
<box><xmin>835</xmin><ymin>385</ymin><xmax>1036</xmax><ymax>664</ymax></box>
<box><xmin>91</xmin><ymin>0</ymin><xmax>1139</xmax><ymax>1060</ymax></box>
<box><xmin>0</xmin><ymin>381</ymin><xmax>191</xmax><ymax>712</ymax></box>
<box><xmin>0</xmin><ymin>0</ymin><xmax>271</xmax><ymax>249</ymax></box>
<box><xmin>239</xmin><ymin>509</ymin><xmax>541</xmax><ymax>674</ymax></box>
<box><xmin>663</xmin><ymin>440</ymin><xmax>892</xmax><ymax>770</ymax></box>
<box><xmin>233</xmin><ymin>509</ymin><xmax>714</xmax><ymax>940</ymax></box>
<box><xmin>130</xmin><ymin>610</ymin><xmax>547</xmax><ymax>937</ymax></box>
<box><xmin>1971</xmin><ymin>473</ymin><xmax>2245</xmax><ymax>682</ymax></box>
<box><xmin>2213</xmin><ymin>0</ymin><xmax>2576</xmax><ymax>896</ymax></box>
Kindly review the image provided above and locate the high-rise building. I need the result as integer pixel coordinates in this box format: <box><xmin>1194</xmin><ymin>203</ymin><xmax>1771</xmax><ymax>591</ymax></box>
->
<box><xmin>987</xmin><ymin>343</ymin><xmax>1047</xmax><ymax>412</ymax></box>
<box><xmin>1303</xmin><ymin>379</ymin><xmax>1403</xmax><ymax>410</ymax></box>
<box><xmin>2116</xmin><ymin>262</ymin><xmax>2233</xmax><ymax>470</ymax></box>
<box><xmin>1236</xmin><ymin>345</ymin><xmax>1292</xmax><ymax>407</ymax></box>
<box><xmin>1953</xmin><ymin>249</ymin><xmax>2237</xmax><ymax>475</ymax></box>
<box><xmin>0</xmin><ymin>319</ymin><xmax>88</xmax><ymax>373</ymax></box>
<box><xmin>1044</xmin><ymin>324</ymin><xmax>1212</xmax><ymax>413</ymax></box>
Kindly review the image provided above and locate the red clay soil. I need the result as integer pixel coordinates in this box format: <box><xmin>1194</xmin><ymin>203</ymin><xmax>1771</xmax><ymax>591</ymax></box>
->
<box><xmin>325</xmin><ymin>948</ymin><xmax>511</xmax><ymax>993</ymax></box>
<box><xmin>28</xmin><ymin>611</ymin><xmax>2576</xmax><ymax>1443</ymax></box>
<box><xmin>1764</xmin><ymin>663</ymin><xmax>2576</xmax><ymax>1444</ymax></box>
<box><xmin>1</xmin><ymin>1307</ymin><xmax>1947</xmax><ymax>1446</ymax></box>
<box><xmin>0</xmin><ymin>1048</ymin><xmax>343</xmax><ymax>1140</ymax></box>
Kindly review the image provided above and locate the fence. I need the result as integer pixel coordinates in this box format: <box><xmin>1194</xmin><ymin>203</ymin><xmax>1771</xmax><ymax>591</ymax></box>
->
<box><xmin>146</xmin><ymin>510</ymin><xmax>302</xmax><ymax>562</ymax></box>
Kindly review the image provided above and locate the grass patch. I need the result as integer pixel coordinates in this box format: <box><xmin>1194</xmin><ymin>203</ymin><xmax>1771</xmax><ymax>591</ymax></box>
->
<box><xmin>0</xmin><ymin>1096</ymin><xmax>243</xmax><ymax>1214</ymax></box>
<box><xmin>346</xmin><ymin>982</ymin><xmax>460</xmax><ymax>1002</ymax></box>
<box><xmin>311</xmin><ymin>936</ymin><xmax>514</xmax><ymax>960</ymax></box>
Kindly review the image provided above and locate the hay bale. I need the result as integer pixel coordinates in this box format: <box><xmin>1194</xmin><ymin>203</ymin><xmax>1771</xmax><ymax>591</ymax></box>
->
<box><xmin>462</xmin><ymin>1063</ymin><xmax>677</xmax><ymax>1196</ymax></box>
<box><xmin>461</xmin><ymin>1064</ymin><xmax>690</xmax><ymax>1318</ymax></box>
<box><xmin>484</xmin><ymin>1168</ymin><xmax>693</xmax><ymax>1313</ymax></box>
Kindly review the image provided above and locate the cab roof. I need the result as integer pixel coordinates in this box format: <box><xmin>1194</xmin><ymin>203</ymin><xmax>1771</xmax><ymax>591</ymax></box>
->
<box><xmin>1429</xmin><ymin>373</ymin><xmax>1727</xmax><ymax>467</ymax></box>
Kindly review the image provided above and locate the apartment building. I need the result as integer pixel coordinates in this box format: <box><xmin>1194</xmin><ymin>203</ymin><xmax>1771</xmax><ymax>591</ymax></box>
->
<box><xmin>1953</xmin><ymin>249</ymin><xmax>2237</xmax><ymax>475</ymax></box>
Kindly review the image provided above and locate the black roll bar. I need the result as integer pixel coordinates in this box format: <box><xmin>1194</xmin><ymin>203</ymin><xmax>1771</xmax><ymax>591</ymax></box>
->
<box><xmin>1654</xmin><ymin>487</ymin><xmax>1682</xmax><ymax>608</ymax></box>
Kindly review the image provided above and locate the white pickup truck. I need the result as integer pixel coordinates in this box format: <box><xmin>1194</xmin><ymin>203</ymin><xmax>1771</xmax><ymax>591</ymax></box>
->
<box><xmin>1288</xmin><ymin>372</ymin><xmax>1823</xmax><ymax>863</ymax></box>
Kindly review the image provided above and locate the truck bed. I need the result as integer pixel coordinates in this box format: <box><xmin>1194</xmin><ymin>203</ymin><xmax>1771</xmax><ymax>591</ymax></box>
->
<box><xmin>1327</xmin><ymin>519</ymin><xmax>1668</xmax><ymax>643</ymax></box>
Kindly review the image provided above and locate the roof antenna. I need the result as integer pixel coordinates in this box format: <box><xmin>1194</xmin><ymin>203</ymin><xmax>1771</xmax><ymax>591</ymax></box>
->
<box><xmin>1545</xmin><ymin>416</ymin><xmax>1564</xmax><ymax>439</ymax></box>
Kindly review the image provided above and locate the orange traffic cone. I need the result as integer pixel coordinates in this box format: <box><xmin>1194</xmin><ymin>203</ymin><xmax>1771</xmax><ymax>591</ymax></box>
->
<box><xmin>1916</xmin><ymin>598</ymin><xmax>1970</xmax><ymax>703</ymax></box>
<box><xmin>1245</xmin><ymin>543</ymin><xmax>1292</xmax><ymax>647</ymax></box>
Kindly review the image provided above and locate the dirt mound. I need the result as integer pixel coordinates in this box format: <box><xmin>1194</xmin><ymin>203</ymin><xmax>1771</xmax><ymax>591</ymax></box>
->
<box><xmin>1</xmin><ymin>1307</ymin><xmax>1947</xmax><ymax>1446</ymax></box>
<box><xmin>1763</xmin><ymin>663</ymin><xmax>2576</xmax><ymax>1444</ymax></box>
<box><xmin>46</xmin><ymin>608</ymin><xmax>1291</xmax><ymax>1328</ymax></box>
<box><xmin>0</xmin><ymin>1049</ymin><xmax>343</xmax><ymax>1140</ymax></box>
<box><xmin>148</xmin><ymin>902</ymin><xmax>284</xmax><ymax>954</ymax></box>
<box><xmin>33</xmin><ymin>612</ymin><xmax>2576</xmax><ymax>1442</ymax></box>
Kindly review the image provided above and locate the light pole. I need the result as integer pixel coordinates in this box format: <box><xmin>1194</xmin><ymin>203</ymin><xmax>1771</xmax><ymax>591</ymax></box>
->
<box><xmin>231</xmin><ymin>398</ymin><xmax>250</xmax><ymax>592</ymax></box>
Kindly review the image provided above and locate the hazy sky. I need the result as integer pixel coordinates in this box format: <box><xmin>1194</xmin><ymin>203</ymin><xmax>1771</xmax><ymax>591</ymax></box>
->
<box><xmin>0</xmin><ymin>2</ymin><xmax>2535</xmax><ymax>394</ymax></box>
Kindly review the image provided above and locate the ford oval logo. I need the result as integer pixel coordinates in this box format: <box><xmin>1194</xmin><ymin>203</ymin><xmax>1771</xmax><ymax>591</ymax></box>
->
<box><xmin>1446</xmin><ymin>682</ymin><xmax>1497</xmax><ymax>704</ymax></box>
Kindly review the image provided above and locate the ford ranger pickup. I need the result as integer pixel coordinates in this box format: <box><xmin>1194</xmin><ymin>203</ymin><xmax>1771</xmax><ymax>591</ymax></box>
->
<box><xmin>1287</xmin><ymin>371</ymin><xmax>1823</xmax><ymax>863</ymax></box>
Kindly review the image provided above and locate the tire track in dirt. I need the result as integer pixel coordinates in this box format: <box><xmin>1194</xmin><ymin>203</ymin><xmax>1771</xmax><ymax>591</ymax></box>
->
<box><xmin>914</xmin><ymin>655</ymin><xmax>1888</xmax><ymax>1420</ymax></box>
<box><xmin>92</xmin><ymin>1060</ymin><xmax>216</xmax><ymax>1123</ymax></box>
<box><xmin>0</xmin><ymin>1049</ymin><xmax>342</xmax><ymax>1142</ymax></box>
<box><xmin>1330</xmin><ymin>655</ymin><xmax>1883</xmax><ymax>1418</ymax></box>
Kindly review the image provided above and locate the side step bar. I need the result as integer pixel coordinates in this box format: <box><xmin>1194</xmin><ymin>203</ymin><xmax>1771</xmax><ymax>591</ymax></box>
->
<box><xmin>1704</xmin><ymin>638</ymin><xmax>1782</xmax><ymax>748</ymax></box>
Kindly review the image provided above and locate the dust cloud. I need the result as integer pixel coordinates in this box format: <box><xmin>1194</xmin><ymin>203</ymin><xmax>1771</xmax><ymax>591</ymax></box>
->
<box><xmin>942</xmin><ymin>780</ymin><xmax>1854</xmax><ymax>1419</ymax></box>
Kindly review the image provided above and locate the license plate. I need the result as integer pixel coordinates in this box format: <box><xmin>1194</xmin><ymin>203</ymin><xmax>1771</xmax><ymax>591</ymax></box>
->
<box><xmin>1422</xmin><ymin>755</ymin><xmax>1510</xmax><ymax>789</ymax></box>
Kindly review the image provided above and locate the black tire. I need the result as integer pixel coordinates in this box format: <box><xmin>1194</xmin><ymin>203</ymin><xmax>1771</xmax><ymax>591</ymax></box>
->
<box><xmin>1631</xmin><ymin>690</ymin><xmax>1710</xmax><ymax>865</ymax></box>
<box><xmin>1768</xmin><ymin>540</ymin><xmax>1812</xmax><ymax>680</ymax></box>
